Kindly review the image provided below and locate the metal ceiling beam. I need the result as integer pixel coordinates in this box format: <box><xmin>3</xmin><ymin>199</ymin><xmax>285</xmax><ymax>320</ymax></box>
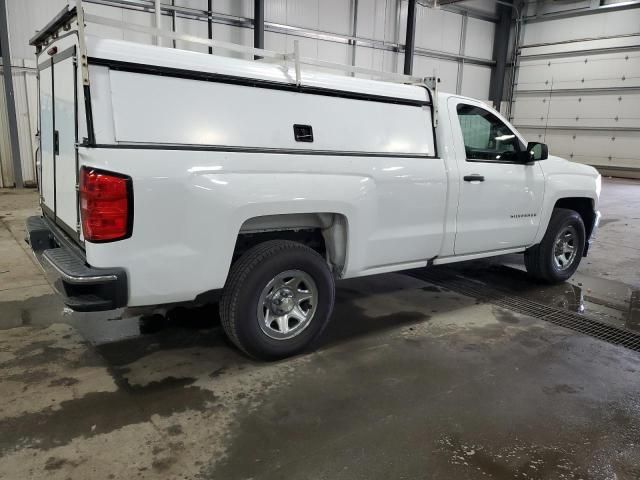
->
<box><xmin>0</xmin><ymin>0</ymin><xmax>23</xmax><ymax>188</ymax></box>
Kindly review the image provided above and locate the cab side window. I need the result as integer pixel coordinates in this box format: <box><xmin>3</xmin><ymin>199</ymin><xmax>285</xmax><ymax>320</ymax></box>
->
<box><xmin>457</xmin><ymin>104</ymin><xmax>524</xmax><ymax>162</ymax></box>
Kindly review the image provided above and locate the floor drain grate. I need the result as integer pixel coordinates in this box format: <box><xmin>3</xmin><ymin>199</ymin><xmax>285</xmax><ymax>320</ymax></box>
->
<box><xmin>409</xmin><ymin>269</ymin><xmax>640</xmax><ymax>353</ymax></box>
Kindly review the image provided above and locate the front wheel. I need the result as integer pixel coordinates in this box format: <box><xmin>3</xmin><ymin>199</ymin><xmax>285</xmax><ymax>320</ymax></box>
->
<box><xmin>220</xmin><ymin>240</ymin><xmax>335</xmax><ymax>360</ymax></box>
<box><xmin>525</xmin><ymin>208</ymin><xmax>586</xmax><ymax>284</ymax></box>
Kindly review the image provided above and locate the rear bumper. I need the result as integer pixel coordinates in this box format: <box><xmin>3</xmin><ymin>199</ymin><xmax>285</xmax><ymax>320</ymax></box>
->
<box><xmin>25</xmin><ymin>216</ymin><xmax>128</xmax><ymax>311</ymax></box>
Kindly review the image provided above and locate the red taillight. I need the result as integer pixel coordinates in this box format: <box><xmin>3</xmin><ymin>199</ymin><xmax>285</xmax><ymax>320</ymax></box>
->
<box><xmin>80</xmin><ymin>167</ymin><xmax>132</xmax><ymax>242</ymax></box>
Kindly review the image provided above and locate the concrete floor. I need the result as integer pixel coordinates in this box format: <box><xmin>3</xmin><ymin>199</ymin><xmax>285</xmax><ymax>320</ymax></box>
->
<box><xmin>1</xmin><ymin>178</ymin><xmax>639</xmax><ymax>479</ymax></box>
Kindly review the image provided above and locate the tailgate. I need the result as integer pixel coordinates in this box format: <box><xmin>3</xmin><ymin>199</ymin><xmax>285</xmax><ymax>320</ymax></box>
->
<box><xmin>38</xmin><ymin>43</ymin><xmax>80</xmax><ymax>239</ymax></box>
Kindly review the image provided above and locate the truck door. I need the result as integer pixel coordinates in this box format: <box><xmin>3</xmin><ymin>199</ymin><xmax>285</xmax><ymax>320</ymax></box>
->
<box><xmin>448</xmin><ymin>97</ymin><xmax>545</xmax><ymax>255</ymax></box>
<box><xmin>38</xmin><ymin>47</ymin><xmax>78</xmax><ymax>236</ymax></box>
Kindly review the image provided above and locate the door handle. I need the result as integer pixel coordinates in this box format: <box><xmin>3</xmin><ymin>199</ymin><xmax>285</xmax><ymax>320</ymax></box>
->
<box><xmin>463</xmin><ymin>174</ymin><xmax>485</xmax><ymax>182</ymax></box>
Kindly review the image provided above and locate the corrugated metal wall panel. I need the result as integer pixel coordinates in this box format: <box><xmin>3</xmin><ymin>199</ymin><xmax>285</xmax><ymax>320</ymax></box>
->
<box><xmin>522</xmin><ymin>8</ymin><xmax>640</xmax><ymax>45</ymax></box>
<box><xmin>0</xmin><ymin>60</ymin><xmax>38</xmax><ymax>187</ymax></box>
<box><xmin>0</xmin><ymin>74</ymin><xmax>12</xmax><ymax>188</ymax></box>
<box><xmin>14</xmin><ymin>60</ymin><xmax>38</xmax><ymax>186</ymax></box>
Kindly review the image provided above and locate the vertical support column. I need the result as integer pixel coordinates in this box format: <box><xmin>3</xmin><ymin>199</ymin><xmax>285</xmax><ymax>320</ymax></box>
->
<box><xmin>0</xmin><ymin>0</ymin><xmax>23</xmax><ymax>188</ymax></box>
<box><xmin>349</xmin><ymin>0</ymin><xmax>359</xmax><ymax>76</ymax></box>
<box><xmin>489</xmin><ymin>0</ymin><xmax>513</xmax><ymax>111</ymax></box>
<box><xmin>208</xmin><ymin>0</ymin><xmax>213</xmax><ymax>54</ymax></box>
<box><xmin>456</xmin><ymin>12</ymin><xmax>468</xmax><ymax>94</ymax></box>
<box><xmin>403</xmin><ymin>0</ymin><xmax>417</xmax><ymax>75</ymax></box>
<box><xmin>171</xmin><ymin>0</ymin><xmax>176</xmax><ymax>49</ymax></box>
<box><xmin>254</xmin><ymin>0</ymin><xmax>264</xmax><ymax>59</ymax></box>
<box><xmin>155</xmin><ymin>0</ymin><xmax>162</xmax><ymax>46</ymax></box>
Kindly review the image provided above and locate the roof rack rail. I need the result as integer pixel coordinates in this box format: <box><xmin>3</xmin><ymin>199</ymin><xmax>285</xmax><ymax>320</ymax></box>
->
<box><xmin>30</xmin><ymin>0</ymin><xmax>440</xmax><ymax>96</ymax></box>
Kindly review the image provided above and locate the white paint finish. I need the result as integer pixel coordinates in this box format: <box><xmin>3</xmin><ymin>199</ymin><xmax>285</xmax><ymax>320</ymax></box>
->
<box><xmin>6</xmin><ymin>0</ymin><xmax>67</xmax><ymax>61</ymax></box>
<box><xmin>285</xmin><ymin>35</ymin><xmax>319</xmax><ymax>59</ymax></box>
<box><xmin>265</xmin><ymin>0</ymin><xmax>287</xmax><ymax>23</ymax></box>
<box><xmin>415</xmin><ymin>6</ymin><xmax>463</xmax><ymax>55</ymax></box>
<box><xmin>86</xmin><ymin>37</ymin><xmax>430</xmax><ymax>102</ymax></box>
<box><xmin>356</xmin><ymin>0</ymin><xmax>393</xmax><ymax>41</ymax></box>
<box><xmin>413</xmin><ymin>56</ymin><xmax>459</xmax><ymax>93</ymax></box>
<box><xmin>82</xmin><ymin>148</ymin><xmax>448</xmax><ymax>306</ymax></box>
<box><xmin>212</xmin><ymin>23</ymin><xmax>253</xmax><ymax>60</ymax></box>
<box><xmin>83</xmin><ymin>3</ymin><xmax>128</xmax><ymax>42</ymax></box>
<box><xmin>522</xmin><ymin>36</ymin><xmax>640</xmax><ymax>57</ymax></box>
<box><xmin>446</xmin><ymin>96</ymin><xmax>546</xmax><ymax>254</ymax></box>
<box><xmin>265</xmin><ymin>30</ymin><xmax>288</xmax><ymax>53</ymax></box>
<box><xmin>464</xmin><ymin>17</ymin><xmax>495</xmax><ymax>60</ymax></box>
<box><xmin>286</xmin><ymin>0</ymin><xmax>320</xmax><ymax>29</ymax></box>
<box><xmin>318</xmin><ymin>0</ymin><xmax>353</xmax><ymax>35</ymax></box>
<box><xmin>53</xmin><ymin>56</ymin><xmax>78</xmax><ymax>230</ymax></box>
<box><xmin>513</xmin><ymin>91</ymin><xmax>640</xmax><ymax>130</ymax></box>
<box><xmin>21</xmin><ymin>60</ymin><xmax>40</xmax><ymax>184</ymax></box>
<box><xmin>173</xmin><ymin>15</ymin><xmax>209</xmax><ymax>54</ymax></box>
<box><xmin>455</xmin><ymin>0</ymin><xmax>496</xmax><ymax>15</ymax></box>
<box><xmin>0</xmin><ymin>65</ymin><xmax>38</xmax><ymax>186</ymax></box>
<box><xmin>524</xmin><ymin>0</ymin><xmax>591</xmax><ymax>17</ymax></box>
<box><xmin>39</xmin><ymin>66</ymin><xmax>54</xmax><ymax>207</ymax></box>
<box><xmin>75</xmin><ymin>89</ymin><xmax>599</xmax><ymax>307</ymax></box>
<box><xmin>533</xmin><ymin>155</ymin><xmax>599</xmax><ymax>245</ymax></box>
<box><xmin>316</xmin><ymin>41</ymin><xmax>351</xmax><ymax>70</ymax></box>
<box><xmin>212</xmin><ymin>0</ymin><xmax>253</xmax><ymax>18</ymax></box>
<box><xmin>460</xmin><ymin>64</ymin><xmax>491</xmax><ymax>101</ymax></box>
<box><xmin>108</xmin><ymin>69</ymin><xmax>434</xmax><ymax>155</ymax></box>
<box><xmin>522</xmin><ymin>8</ymin><xmax>640</xmax><ymax>45</ymax></box>
<box><xmin>0</xmin><ymin>75</ymin><xmax>10</xmax><ymax>187</ymax></box>
<box><xmin>517</xmin><ymin>52</ymin><xmax>640</xmax><ymax>92</ymax></box>
<box><xmin>511</xmin><ymin>94</ymin><xmax>551</xmax><ymax>127</ymax></box>
<box><xmin>525</xmin><ymin>128</ymin><xmax>640</xmax><ymax>168</ymax></box>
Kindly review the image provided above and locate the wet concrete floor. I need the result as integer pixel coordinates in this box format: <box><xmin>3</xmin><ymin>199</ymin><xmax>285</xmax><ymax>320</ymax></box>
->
<box><xmin>1</xmin><ymin>178</ymin><xmax>640</xmax><ymax>479</ymax></box>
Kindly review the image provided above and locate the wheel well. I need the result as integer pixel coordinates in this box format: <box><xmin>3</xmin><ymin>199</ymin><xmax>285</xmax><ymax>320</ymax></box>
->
<box><xmin>233</xmin><ymin>213</ymin><xmax>348</xmax><ymax>275</ymax></box>
<box><xmin>554</xmin><ymin>198</ymin><xmax>595</xmax><ymax>239</ymax></box>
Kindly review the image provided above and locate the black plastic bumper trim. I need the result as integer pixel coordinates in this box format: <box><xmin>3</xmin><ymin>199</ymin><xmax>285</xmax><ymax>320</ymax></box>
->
<box><xmin>26</xmin><ymin>215</ymin><xmax>128</xmax><ymax>311</ymax></box>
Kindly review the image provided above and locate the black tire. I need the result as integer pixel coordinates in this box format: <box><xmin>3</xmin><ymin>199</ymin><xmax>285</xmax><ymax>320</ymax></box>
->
<box><xmin>525</xmin><ymin>208</ymin><xmax>585</xmax><ymax>284</ymax></box>
<box><xmin>219</xmin><ymin>240</ymin><xmax>335</xmax><ymax>360</ymax></box>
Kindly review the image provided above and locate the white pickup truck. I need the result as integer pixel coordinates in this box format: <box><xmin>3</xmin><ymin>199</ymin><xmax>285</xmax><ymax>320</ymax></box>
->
<box><xmin>27</xmin><ymin>5</ymin><xmax>601</xmax><ymax>359</ymax></box>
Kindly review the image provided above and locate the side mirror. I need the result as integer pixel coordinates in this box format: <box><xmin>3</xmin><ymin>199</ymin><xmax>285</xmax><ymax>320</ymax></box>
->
<box><xmin>526</xmin><ymin>142</ymin><xmax>548</xmax><ymax>161</ymax></box>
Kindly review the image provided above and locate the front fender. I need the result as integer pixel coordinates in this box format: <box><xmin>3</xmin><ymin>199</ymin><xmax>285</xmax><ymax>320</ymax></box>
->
<box><xmin>533</xmin><ymin>157</ymin><xmax>600</xmax><ymax>245</ymax></box>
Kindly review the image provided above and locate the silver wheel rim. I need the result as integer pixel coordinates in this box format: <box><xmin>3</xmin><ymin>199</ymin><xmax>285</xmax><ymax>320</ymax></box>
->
<box><xmin>257</xmin><ymin>270</ymin><xmax>318</xmax><ymax>340</ymax></box>
<box><xmin>553</xmin><ymin>225</ymin><xmax>578</xmax><ymax>271</ymax></box>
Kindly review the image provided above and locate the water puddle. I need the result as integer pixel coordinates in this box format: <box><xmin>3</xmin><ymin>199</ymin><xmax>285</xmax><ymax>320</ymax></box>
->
<box><xmin>445</xmin><ymin>254</ymin><xmax>640</xmax><ymax>333</ymax></box>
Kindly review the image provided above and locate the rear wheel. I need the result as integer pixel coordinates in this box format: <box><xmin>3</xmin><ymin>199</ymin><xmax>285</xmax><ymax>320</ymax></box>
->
<box><xmin>525</xmin><ymin>208</ymin><xmax>585</xmax><ymax>284</ymax></box>
<box><xmin>220</xmin><ymin>240</ymin><xmax>335</xmax><ymax>360</ymax></box>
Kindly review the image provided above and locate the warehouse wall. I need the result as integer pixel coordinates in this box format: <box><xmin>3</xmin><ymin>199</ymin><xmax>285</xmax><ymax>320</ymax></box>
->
<box><xmin>511</xmin><ymin>1</ymin><xmax>640</xmax><ymax>177</ymax></box>
<box><xmin>0</xmin><ymin>0</ymin><xmax>497</xmax><ymax>186</ymax></box>
<box><xmin>0</xmin><ymin>60</ymin><xmax>38</xmax><ymax>188</ymax></box>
